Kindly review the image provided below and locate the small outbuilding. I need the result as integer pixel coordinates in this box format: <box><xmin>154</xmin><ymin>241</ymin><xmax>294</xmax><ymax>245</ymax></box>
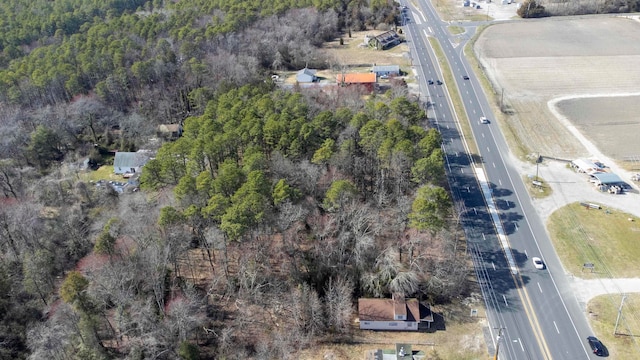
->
<box><xmin>296</xmin><ymin>68</ymin><xmax>318</xmax><ymax>83</ymax></box>
<box><xmin>366</xmin><ymin>343</ymin><xmax>426</xmax><ymax>360</ymax></box>
<box><xmin>591</xmin><ymin>172</ymin><xmax>625</xmax><ymax>186</ymax></box>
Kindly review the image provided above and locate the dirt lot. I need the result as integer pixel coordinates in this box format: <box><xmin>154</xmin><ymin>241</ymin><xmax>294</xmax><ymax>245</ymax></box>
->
<box><xmin>474</xmin><ymin>16</ymin><xmax>640</xmax><ymax>166</ymax></box>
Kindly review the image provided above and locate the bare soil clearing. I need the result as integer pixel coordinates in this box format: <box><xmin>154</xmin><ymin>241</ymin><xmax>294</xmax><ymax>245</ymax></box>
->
<box><xmin>474</xmin><ymin>16</ymin><xmax>640</xmax><ymax>163</ymax></box>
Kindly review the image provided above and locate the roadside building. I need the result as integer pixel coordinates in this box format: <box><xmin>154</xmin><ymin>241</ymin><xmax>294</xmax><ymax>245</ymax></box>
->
<box><xmin>358</xmin><ymin>294</ymin><xmax>433</xmax><ymax>331</ymax></box>
<box><xmin>571</xmin><ymin>158</ymin><xmax>602</xmax><ymax>174</ymax></box>
<box><xmin>336</xmin><ymin>73</ymin><xmax>377</xmax><ymax>92</ymax></box>
<box><xmin>365</xmin><ymin>30</ymin><xmax>402</xmax><ymax>50</ymax></box>
<box><xmin>372</xmin><ymin>65</ymin><xmax>401</xmax><ymax>78</ymax></box>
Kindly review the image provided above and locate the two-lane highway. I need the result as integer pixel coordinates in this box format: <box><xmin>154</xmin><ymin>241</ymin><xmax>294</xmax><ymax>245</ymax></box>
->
<box><xmin>402</xmin><ymin>1</ymin><xmax>599</xmax><ymax>358</ymax></box>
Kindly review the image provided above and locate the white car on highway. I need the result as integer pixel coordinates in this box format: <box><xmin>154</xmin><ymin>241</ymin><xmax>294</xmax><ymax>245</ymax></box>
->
<box><xmin>480</xmin><ymin>116</ymin><xmax>490</xmax><ymax>124</ymax></box>
<box><xmin>532</xmin><ymin>257</ymin><xmax>545</xmax><ymax>270</ymax></box>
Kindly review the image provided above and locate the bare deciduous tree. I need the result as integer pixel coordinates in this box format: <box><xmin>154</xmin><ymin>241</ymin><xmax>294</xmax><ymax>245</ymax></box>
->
<box><xmin>324</xmin><ymin>277</ymin><xmax>353</xmax><ymax>333</ymax></box>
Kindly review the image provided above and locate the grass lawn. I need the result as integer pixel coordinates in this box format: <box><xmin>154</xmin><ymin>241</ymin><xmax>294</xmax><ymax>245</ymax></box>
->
<box><xmin>587</xmin><ymin>293</ymin><xmax>640</xmax><ymax>359</ymax></box>
<box><xmin>80</xmin><ymin>165</ymin><xmax>125</xmax><ymax>183</ymax></box>
<box><xmin>547</xmin><ymin>202</ymin><xmax>640</xmax><ymax>278</ymax></box>
<box><xmin>521</xmin><ymin>175</ymin><xmax>552</xmax><ymax>199</ymax></box>
<box><xmin>448</xmin><ymin>25</ymin><xmax>465</xmax><ymax>35</ymax></box>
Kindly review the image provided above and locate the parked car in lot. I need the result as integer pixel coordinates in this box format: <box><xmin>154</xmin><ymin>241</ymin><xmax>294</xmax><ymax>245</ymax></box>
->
<box><xmin>532</xmin><ymin>257</ymin><xmax>544</xmax><ymax>270</ymax></box>
<box><xmin>480</xmin><ymin>116</ymin><xmax>490</xmax><ymax>124</ymax></box>
<box><xmin>587</xmin><ymin>336</ymin><xmax>605</xmax><ymax>356</ymax></box>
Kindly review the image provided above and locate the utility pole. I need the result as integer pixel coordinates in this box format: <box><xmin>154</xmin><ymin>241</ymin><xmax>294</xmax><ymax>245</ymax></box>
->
<box><xmin>614</xmin><ymin>294</ymin><xmax>627</xmax><ymax>335</ymax></box>
<box><xmin>494</xmin><ymin>327</ymin><xmax>505</xmax><ymax>360</ymax></box>
<box><xmin>536</xmin><ymin>152</ymin><xmax>540</xmax><ymax>181</ymax></box>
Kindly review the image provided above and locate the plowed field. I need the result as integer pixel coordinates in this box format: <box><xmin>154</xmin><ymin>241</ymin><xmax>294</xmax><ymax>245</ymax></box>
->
<box><xmin>474</xmin><ymin>16</ymin><xmax>640</xmax><ymax>164</ymax></box>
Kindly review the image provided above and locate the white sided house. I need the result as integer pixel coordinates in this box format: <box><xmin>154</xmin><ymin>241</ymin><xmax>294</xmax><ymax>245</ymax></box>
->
<box><xmin>358</xmin><ymin>294</ymin><xmax>432</xmax><ymax>331</ymax></box>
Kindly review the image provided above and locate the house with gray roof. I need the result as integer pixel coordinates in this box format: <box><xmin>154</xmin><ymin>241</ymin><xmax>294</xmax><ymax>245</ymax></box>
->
<box><xmin>296</xmin><ymin>68</ymin><xmax>318</xmax><ymax>83</ymax></box>
<box><xmin>372</xmin><ymin>65</ymin><xmax>401</xmax><ymax>78</ymax></box>
<box><xmin>113</xmin><ymin>151</ymin><xmax>151</xmax><ymax>176</ymax></box>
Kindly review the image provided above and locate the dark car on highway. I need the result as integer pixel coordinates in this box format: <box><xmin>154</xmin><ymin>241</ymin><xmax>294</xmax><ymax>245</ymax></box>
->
<box><xmin>436</xmin><ymin>80</ymin><xmax>443</xmax><ymax>85</ymax></box>
<box><xmin>587</xmin><ymin>336</ymin><xmax>605</xmax><ymax>356</ymax></box>
<box><xmin>428</xmin><ymin>79</ymin><xmax>434</xmax><ymax>85</ymax></box>
<box><xmin>463</xmin><ymin>75</ymin><xmax>470</xmax><ymax>80</ymax></box>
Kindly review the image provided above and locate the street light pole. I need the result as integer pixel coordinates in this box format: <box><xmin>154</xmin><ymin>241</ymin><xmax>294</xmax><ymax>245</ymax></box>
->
<box><xmin>536</xmin><ymin>152</ymin><xmax>540</xmax><ymax>181</ymax></box>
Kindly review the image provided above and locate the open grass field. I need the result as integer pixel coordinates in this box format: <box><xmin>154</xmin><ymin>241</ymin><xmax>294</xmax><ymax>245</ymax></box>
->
<box><xmin>547</xmin><ymin>202</ymin><xmax>640</xmax><ymax>278</ymax></box>
<box><xmin>474</xmin><ymin>16</ymin><xmax>640</xmax><ymax>164</ymax></box>
<box><xmin>587</xmin><ymin>293</ymin><xmax>640</xmax><ymax>358</ymax></box>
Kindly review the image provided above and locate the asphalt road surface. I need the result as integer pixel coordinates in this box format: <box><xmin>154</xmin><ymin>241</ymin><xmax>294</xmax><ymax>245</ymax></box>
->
<box><xmin>401</xmin><ymin>1</ymin><xmax>601</xmax><ymax>359</ymax></box>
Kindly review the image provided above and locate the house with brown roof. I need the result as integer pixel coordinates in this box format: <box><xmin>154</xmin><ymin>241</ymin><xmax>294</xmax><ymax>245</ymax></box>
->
<box><xmin>337</xmin><ymin>73</ymin><xmax>377</xmax><ymax>92</ymax></box>
<box><xmin>358</xmin><ymin>294</ymin><xmax>433</xmax><ymax>331</ymax></box>
<box><xmin>157</xmin><ymin>124</ymin><xmax>183</xmax><ymax>140</ymax></box>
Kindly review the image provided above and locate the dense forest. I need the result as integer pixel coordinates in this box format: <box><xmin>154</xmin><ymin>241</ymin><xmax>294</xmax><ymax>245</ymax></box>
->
<box><xmin>0</xmin><ymin>0</ymin><xmax>471</xmax><ymax>359</ymax></box>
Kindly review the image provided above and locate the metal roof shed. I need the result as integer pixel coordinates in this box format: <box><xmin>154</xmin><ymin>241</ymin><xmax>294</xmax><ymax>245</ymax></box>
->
<box><xmin>592</xmin><ymin>172</ymin><xmax>624</xmax><ymax>185</ymax></box>
<box><xmin>572</xmin><ymin>158</ymin><xmax>600</xmax><ymax>173</ymax></box>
